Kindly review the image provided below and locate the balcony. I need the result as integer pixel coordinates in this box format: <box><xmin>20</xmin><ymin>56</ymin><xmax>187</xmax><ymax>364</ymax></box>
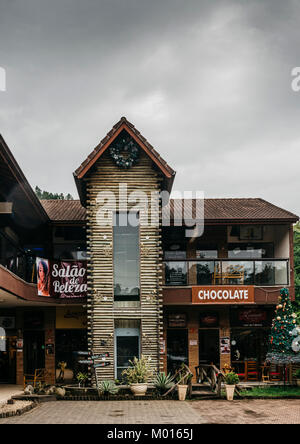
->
<box><xmin>164</xmin><ymin>259</ymin><xmax>289</xmax><ymax>287</ymax></box>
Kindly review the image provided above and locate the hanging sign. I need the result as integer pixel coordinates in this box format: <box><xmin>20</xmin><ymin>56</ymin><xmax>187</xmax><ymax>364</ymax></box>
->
<box><xmin>192</xmin><ymin>286</ymin><xmax>255</xmax><ymax>304</ymax></box>
<box><xmin>36</xmin><ymin>258</ymin><xmax>87</xmax><ymax>298</ymax></box>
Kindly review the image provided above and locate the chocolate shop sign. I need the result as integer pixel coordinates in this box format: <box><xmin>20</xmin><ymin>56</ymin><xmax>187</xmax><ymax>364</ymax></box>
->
<box><xmin>192</xmin><ymin>286</ymin><xmax>255</xmax><ymax>304</ymax></box>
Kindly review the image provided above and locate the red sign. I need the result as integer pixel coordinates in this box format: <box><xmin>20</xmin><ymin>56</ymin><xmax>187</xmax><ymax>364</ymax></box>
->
<box><xmin>192</xmin><ymin>286</ymin><xmax>255</xmax><ymax>304</ymax></box>
<box><xmin>238</xmin><ymin>309</ymin><xmax>267</xmax><ymax>325</ymax></box>
<box><xmin>36</xmin><ymin>258</ymin><xmax>87</xmax><ymax>298</ymax></box>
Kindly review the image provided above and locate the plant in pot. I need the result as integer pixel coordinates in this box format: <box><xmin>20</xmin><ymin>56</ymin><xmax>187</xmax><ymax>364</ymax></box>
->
<box><xmin>122</xmin><ymin>355</ymin><xmax>152</xmax><ymax>396</ymax></box>
<box><xmin>98</xmin><ymin>380</ymin><xmax>119</xmax><ymax>398</ymax></box>
<box><xmin>293</xmin><ymin>369</ymin><xmax>300</xmax><ymax>387</ymax></box>
<box><xmin>76</xmin><ymin>371</ymin><xmax>88</xmax><ymax>388</ymax></box>
<box><xmin>176</xmin><ymin>364</ymin><xmax>193</xmax><ymax>401</ymax></box>
<box><xmin>154</xmin><ymin>372</ymin><xmax>175</xmax><ymax>396</ymax></box>
<box><xmin>224</xmin><ymin>372</ymin><xmax>239</xmax><ymax>401</ymax></box>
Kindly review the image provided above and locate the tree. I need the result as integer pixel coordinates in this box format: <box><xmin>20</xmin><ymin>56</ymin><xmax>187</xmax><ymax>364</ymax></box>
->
<box><xmin>293</xmin><ymin>222</ymin><xmax>300</xmax><ymax>320</ymax></box>
<box><xmin>35</xmin><ymin>186</ymin><xmax>73</xmax><ymax>200</ymax></box>
<box><xmin>266</xmin><ymin>288</ymin><xmax>300</xmax><ymax>364</ymax></box>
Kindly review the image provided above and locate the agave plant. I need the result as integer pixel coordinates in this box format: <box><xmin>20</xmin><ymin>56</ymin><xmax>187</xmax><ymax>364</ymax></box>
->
<box><xmin>154</xmin><ymin>372</ymin><xmax>175</xmax><ymax>395</ymax></box>
<box><xmin>98</xmin><ymin>380</ymin><xmax>119</xmax><ymax>395</ymax></box>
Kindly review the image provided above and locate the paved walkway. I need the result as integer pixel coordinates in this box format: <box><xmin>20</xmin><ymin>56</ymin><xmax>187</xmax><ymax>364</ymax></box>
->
<box><xmin>0</xmin><ymin>385</ymin><xmax>23</xmax><ymax>407</ymax></box>
<box><xmin>0</xmin><ymin>399</ymin><xmax>299</xmax><ymax>424</ymax></box>
<box><xmin>0</xmin><ymin>400</ymin><xmax>205</xmax><ymax>424</ymax></box>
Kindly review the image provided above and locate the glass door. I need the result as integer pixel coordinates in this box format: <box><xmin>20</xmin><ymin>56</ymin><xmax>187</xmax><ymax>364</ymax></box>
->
<box><xmin>167</xmin><ymin>329</ymin><xmax>188</xmax><ymax>374</ymax></box>
<box><xmin>198</xmin><ymin>329</ymin><xmax>220</xmax><ymax>367</ymax></box>
<box><xmin>115</xmin><ymin>327</ymin><xmax>140</xmax><ymax>380</ymax></box>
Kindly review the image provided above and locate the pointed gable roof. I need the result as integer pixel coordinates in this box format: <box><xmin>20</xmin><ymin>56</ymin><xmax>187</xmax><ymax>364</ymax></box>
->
<box><xmin>74</xmin><ymin>117</ymin><xmax>176</xmax><ymax>204</ymax></box>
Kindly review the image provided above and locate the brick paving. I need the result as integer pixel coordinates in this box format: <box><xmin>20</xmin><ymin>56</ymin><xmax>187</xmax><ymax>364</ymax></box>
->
<box><xmin>0</xmin><ymin>399</ymin><xmax>299</xmax><ymax>424</ymax></box>
<box><xmin>190</xmin><ymin>399</ymin><xmax>300</xmax><ymax>424</ymax></box>
<box><xmin>0</xmin><ymin>400</ymin><xmax>205</xmax><ymax>424</ymax></box>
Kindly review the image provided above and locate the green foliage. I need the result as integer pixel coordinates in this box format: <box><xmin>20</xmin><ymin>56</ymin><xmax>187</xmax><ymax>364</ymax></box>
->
<box><xmin>121</xmin><ymin>355</ymin><xmax>153</xmax><ymax>384</ymax></box>
<box><xmin>98</xmin><ymin>380</ymin><xmax>119</xmax><ymax>395</ymax></box>
<box><xmin>35</xmin><ymin>186</ymin><xmax>73</xmax><ymax>200</ymax></box>
<box><xmin>293</xmin><ymin>223</ymin><xmax>300</xmax><ymax>321</ymax></box>
<box><xmin>76</xmin><ymin>372</ymin><xmax>88</xmax><ymax>386</ymax></box>
<box><xmin>293</xmin><ymin>368</ymin><xmax>300</xmax><ymax>379</ymax></box>
<box><xmin>267</xmin><ymin>288</ymin><xmax>298</xmax><ymax>361</ymax></box>
<box><xmin>239</xmin><ymin>386</ymin><xmax>300</xmax><ymax>398</ymax></box>
<box><xmin>154</xmin><ymin>372</ymin><xmax>175</xmax><ymax>394</ymax></box>
<box><xmin>224</xmin><ymin>372</ymin><xmax>239</xmax><ymax>385</ymax></box>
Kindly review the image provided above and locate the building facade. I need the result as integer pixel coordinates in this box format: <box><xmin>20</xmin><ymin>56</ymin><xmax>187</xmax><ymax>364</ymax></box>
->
<box><xmin>0</xmin><ymin>118</ymin><xmax>298</xmax><ymax>385</ymax></box>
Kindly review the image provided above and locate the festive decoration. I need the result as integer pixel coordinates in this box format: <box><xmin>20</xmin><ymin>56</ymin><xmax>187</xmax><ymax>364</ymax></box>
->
<box><xmin>266</xmin><ymin>288</ymin><xmax>300</xmax><ymax>364</ymax></box>
<box><xmin>109</xmin><ymin>133</ymin><xmax>139</xmax><ymax>168</ymax></box>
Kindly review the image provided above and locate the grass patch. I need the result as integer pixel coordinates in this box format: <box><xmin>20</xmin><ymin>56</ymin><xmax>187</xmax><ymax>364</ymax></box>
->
<box><xmin>239</xmin><ymin>386</ymin><xmax>300</xmax><ymax>398</ymax></box>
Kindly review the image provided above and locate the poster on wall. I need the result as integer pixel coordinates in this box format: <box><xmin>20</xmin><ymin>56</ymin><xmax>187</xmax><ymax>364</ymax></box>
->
<box><xmin>36</xmin><ymin>258</ymin><xmax>87</xmax><ymax>298</ymax></box>
<box><xmin>220</xmin><ymin>337</ymin><xmax>230</xmax><ymax>354</ymax></box>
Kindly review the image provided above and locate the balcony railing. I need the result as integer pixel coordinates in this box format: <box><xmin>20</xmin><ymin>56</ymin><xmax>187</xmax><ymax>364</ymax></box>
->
<box><xmin>164</xmin><ymin>259</ymin><xmax>289</xmax><ymax>287</ymax></box>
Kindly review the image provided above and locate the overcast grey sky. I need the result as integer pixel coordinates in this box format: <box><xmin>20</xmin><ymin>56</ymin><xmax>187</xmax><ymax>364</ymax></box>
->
<box><xmin>0</xmin><ymin>0</ymin><xmax>300</xmax><ymax>215</ymax></box>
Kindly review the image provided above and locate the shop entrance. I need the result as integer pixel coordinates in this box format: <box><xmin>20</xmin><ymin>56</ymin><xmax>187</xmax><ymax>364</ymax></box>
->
<box><xmin>115</xmin><ymin>327</ymin><xmax>140</xmax><ymax>380</ymax></box>
<box><xmin>167</xmin><ymin>329</ymin><xmax>188</xmax><ymax>374</ymax></box>
<box><xmin>23</xmin><ymin>331</ymin><xmax>45</xmax><ymax>374</ymax></box>
<box><xmin>198</xmin><ymin>329</ymin><xmax>220</xmax><ymax>367</ymax></box>
<box><xmin>0</xmin><ymin>336</ymin><xmax>17</xmax><ymax>383</ymax></box>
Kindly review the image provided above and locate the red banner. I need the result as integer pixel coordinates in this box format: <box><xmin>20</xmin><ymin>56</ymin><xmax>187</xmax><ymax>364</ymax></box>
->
<box><xmin>36</xmin><ymin>258</ymin><xmax>87</xmax><ymax>298</ymax></box>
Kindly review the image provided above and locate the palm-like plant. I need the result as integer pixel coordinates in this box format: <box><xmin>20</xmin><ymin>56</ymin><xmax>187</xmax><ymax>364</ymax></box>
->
<box><xmin>154</xmin><ymin>372</ymin><xmax>175</xmax><ymax>394</ymax></box>
<box><xmin>98</xmin><ymin>380</ymin><xmax>119</xmax><ymax>395</ymax></box>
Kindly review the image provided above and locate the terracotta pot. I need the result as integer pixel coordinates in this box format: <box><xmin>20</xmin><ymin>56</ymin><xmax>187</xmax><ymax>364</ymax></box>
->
<box><xmin>225</xmin><ymin>384</ymin><xmax>235</xmax><ymax>401</ymax></box>
<box><xmin>130</xmin><ymin>383</ymin><xmax>148</xmax><ymax>396</ymax></box>
<box><xmin>178</xmin><ymin>384</ymin><xmax>188</xmax><ymax>401</ymax></box>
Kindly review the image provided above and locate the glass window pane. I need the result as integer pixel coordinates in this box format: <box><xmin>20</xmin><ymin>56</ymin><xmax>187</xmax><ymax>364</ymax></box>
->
<box><xmin>221</xmin><ymin>261</ymin><xmax>254</xmax><ymax>285</ymax></box>
<box><xmin>113</xmin><ymin>213</ymin><xmax>140</xmax><ymax>300</ymax></box>
<box><xmin>165</xmin><ymin>262</ymin><xmax>187</xmax><ymax>285</ymax></box>
<box><xmin>254</xmin><ymin>260</ymin><xmax>288</xmax><ymax>286</ymax></box>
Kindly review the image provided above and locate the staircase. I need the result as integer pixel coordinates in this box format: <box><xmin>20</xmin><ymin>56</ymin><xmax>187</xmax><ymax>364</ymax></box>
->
<box><xmin>190</xmin><ymin>383</ymin><xmax>220</xmax><ymax>399</ymax></box>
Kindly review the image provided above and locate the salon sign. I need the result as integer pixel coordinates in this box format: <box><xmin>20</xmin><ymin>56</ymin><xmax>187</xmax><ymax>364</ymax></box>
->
<box><xmin>192</xmin><ymin>286</ymin><xmax>255</xmax><ymax>304</ymax></box>
<box><xmin>36</xmin><ymin>257</ymin><xmax>87</xmax><ymax>298</ymax></box>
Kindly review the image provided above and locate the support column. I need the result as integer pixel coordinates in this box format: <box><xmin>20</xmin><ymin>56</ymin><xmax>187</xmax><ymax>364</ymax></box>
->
<box><xmin>188</xmin><ymin>309</ymin><xmax>199</xmax><ymax>382</ymax></box>
<box><xmin>16</xmin><ymin>310</ymin><xmax>24</xmax><ymax>386</ymax></box>
<box><xmin>45</xmin><ymin>309</ymin><xmax>56</xmax><ymax>385</ymax></box>
<box><xmin>219</xmin><ymin>307</ymin><xmax>231</xmax><ymax>370</ymax></box>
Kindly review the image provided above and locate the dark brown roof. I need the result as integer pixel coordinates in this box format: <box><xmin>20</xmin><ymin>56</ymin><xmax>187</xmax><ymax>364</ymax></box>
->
<box><xmin>40</xmin><ymin>200</ymin><xmax>86</xmax><ymax>222</ymax></box>
<box><xmin>166</xmin><ymin>198</ymin><xmax>299</xmax><ymax>223</ymax></box>
<box><xmin>73</xmin><ymin>117</ymin><xmax>176</xmax><ymax>203</ymax></box>
<box><xmin>40</xmin><ymin>198</ymin><xmax>298</xmax><ymax>223</ymax></box>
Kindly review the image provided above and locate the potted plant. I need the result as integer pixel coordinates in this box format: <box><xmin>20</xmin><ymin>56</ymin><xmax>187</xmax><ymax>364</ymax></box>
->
<box><xmin>176</xmin><ymin>364</ymin><xmax>192</xmax><ymax>401</ymax></box>
<box><xmin>76</xmin><ymin>371</ymin><xmax>88</xmax><ymax>388</ymax></box>
<box><xmin>98</xmin><ymin>380</ymin><xmax>119</xmax><ymax>398</ymax></box>
<box><xmin>154</xmin><ymin>372</ymin><xmax>175</xmax><ymax>396</ymax></box>
<box><xmin>224</xmin><ymin>372</ymin><xmax>239</xmax><ymax>401</ymax></box>
<box><xmin>293</xmin><ymin>369</ymin><xmax>300</xmax><ymax>386</ymax></box>
<box><xmin>122</xmin><ymin>355</ymin><xmax>152</xmax><ymax>396</ymax></box>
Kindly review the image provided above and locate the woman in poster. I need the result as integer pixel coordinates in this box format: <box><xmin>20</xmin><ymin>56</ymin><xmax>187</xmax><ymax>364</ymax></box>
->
<box><xmin>37</xmin><ymin>258</ymin><xmax>50</xmax><ymax>296</ymax></box>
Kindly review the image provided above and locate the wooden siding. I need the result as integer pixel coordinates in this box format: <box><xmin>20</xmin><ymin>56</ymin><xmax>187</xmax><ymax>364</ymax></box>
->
<box><xmin>86</xmin><ymin>150</ymin><xmax>164</xmax><ymax>381</ymax></box>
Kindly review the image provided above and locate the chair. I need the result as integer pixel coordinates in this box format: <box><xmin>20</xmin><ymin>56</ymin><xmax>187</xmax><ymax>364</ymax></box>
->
<box><xmin>24</xmin><ymin>368</ymin><xmax>49</xmax><ymax>388</ymax></box>
<box><xmin>223</xmin><ymin>265</ymin><xmax>245</xmax><ymax>284</ymax></box>
<box><xmin>261</xmin><ymin>363</ymin><xmax>270</xmax><ymax>382</ymax></box>
<box><xmin>269</xmin><ymin>364</ymin><xmax>282</xmax><ymax>381</ymax></box>
<box><xmin>245</xmin><ymin>360</ymin><xmax>259</xmax><ymax>381</ymax></box>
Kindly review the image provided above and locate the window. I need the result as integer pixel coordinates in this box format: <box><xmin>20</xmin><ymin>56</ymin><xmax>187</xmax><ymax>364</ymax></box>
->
<box><xmin>228</xmin><ymin>243</ymin><xmax>274</xmax><ymax>259</ymax></box>
<box><xmin>113</xmin><ymin>212</ymin><xmax>140</xmax><ymax>301</ymax></box>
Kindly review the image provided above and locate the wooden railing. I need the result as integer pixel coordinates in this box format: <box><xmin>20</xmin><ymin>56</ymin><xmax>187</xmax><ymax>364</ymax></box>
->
<box><xmin>195</xmin><ymin>364</ymin><xmax>226</xmax><ymax>397</ymax></box>
<box><xmin>163</xmin><ymin>363</ymin><xmax>193</xmax><ymax>397</ymax></box>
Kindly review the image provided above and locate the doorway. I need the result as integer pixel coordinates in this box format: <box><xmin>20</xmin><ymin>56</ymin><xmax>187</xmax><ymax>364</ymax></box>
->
<box><xmin>115</xmin><ymin>327</ymin><xmax>140</xmax><ymax>380</ymax></box>
<box><xmin>23</xmin><ymin>331</ymin><xmax>45</xmax><ymax>374</ymax></box>
<box><xmin>0</xmin><ymin>336</ymin><xmax>17</xmax><ymax>383</ymax></box>
<box><xmin>198</xmin><ymin>329</ymin><xmax>220</xmax><ymax>367</ymax></box>
<box><xmin>167</xmin><ymin>329</ymin><xmax>188</xmax><ymax>374</ymax></box>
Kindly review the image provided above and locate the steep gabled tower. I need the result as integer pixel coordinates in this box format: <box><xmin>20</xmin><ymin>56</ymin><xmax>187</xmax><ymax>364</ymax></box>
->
<box><xmin>74</xmin><ymin>117</ymin><xmax>175</xmax><ymax>380</ymax></box>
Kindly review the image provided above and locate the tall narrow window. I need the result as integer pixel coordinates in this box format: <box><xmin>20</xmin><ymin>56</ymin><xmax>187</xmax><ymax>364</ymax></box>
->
<box><xmin>113</xmin><ymin>212</ymin><xmax>140</xmax><ymax>301</ymax></box>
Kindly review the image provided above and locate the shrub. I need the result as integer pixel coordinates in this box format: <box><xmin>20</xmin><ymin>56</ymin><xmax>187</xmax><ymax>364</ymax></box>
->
<box><xmin>224</xmin><ymin>372</ymin><xmax>239</xmax><ymax>385</ymax></box>
<box><xmin>154</xmin><ymin>372</ymin><xmax>175</xmax><ymax>394</ymax></box>
<box><xmin>98</xmin><ymin>380</ymin><xmax>119</xmax><ymax>395</ymax></box>
<box><xmin>122</xmin><ymin>355</ymin><xmax>153</xmax><ymax>384</ymax></box>
<box><xmin>76</xmin><ymin>372</ymin><xmax>89</xmax><ymax>387</ymax></box>
<box><xmin>293</xmin><ymin>368</ymin><xmax>300</xmax><ymax>379</ymax></box>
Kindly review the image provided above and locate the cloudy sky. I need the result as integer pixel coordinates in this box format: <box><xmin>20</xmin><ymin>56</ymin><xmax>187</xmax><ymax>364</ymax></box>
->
<box><xmin>0</xmin><ymin>0</ymin><xmax>300</xmax><ymax>215</ymax></box>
